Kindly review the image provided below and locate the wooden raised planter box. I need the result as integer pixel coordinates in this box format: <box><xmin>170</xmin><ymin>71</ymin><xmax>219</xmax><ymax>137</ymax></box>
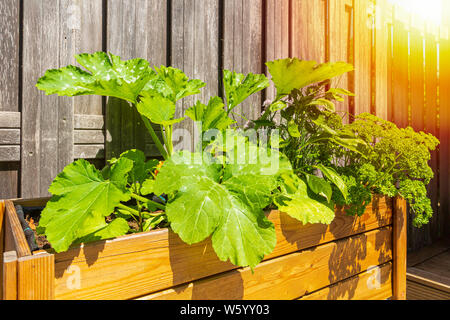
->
<box><xmin>0</xmin><ymin>196</ymin><xmax>407</xmax><ymax>300</ymax></box>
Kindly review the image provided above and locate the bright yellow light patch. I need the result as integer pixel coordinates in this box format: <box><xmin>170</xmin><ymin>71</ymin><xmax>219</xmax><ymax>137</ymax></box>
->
<box><xmin>388</xmin><ymin>0</ymin><xmax>442</xmax><ymax>26</ymax></box>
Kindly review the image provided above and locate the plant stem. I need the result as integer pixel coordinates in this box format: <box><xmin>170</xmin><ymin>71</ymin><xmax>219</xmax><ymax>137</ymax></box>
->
<box><xmin>140</xmin><ymin>115</ymin><xmax>169</xmax><ymax>159</ymax></box>
<box><xmin>117</xmin><ymin>203</ymin><xmax>140</xmax><ymax>216</ymax></box>
<box><xmin>130</xmin><ymin>193</ymin><xmax>166</xmax><ymax>210</ymax></box>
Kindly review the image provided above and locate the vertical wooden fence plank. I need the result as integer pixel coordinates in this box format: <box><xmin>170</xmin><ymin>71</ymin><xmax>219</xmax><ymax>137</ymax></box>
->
<box><xmin>329</xmin><ymin>0</ymin><xmax>353</xmax><ymax>122</ymax></box>
<box><xmin>22</xmin><ymin>0</ymin><xmax>103</xmax><ymax>197</ymax></box>
<box><xmin>265</xmin><ymin>0</ymin><xmax>290</xmax><ymax>105</ymax></box>
<box><xmin>424</xmin><ymin>28</ymin><xmax>440</xmax><ymax>244</ymax></box>
<box><xmin>60</xmin><ymin>0</ymin><xmax>103</xmax><ymax>166</ymax></box>
<box><xmin>0</xmin><ymin>0</ymin><xmax>20</xmax><ymax>199</ymax></box>
<box><xmin>439</xmin><ymin>10</ymin><xmax>450</xmax><ymax>238</ymax></box>
<box><xmin>171</xmin><ymin>0</ymin><xmax>219</xmax><ymax>151</ymax></box>
<box><xmin>291</xmin><ymin>0</ymin><xmax>327</xmax><ymax>63</ymax></box>
<box><xmin>373</xmin><ymin>0</ymin><xmax>391</xmax><ymax>120</ymax></box>
<box><xmin>224</xmin><ymin>0</ymin><xmax>263</xmax><ymax>125</ymax></box>
<box><xmin>106</xmin><ymin>0</ymin><xmax>167</xmax><ymax>159</ymax></box>
<box><xmin>353</xmin><ymin>0</ymin><xmax>372</xmax><ymax>115</ymax></box>
<box><xmin>393</xmin><ymin>197</ymin><xmax>407</xmax><ymax>300</ymax></box>
<box><xmin>391</xmin><ymin>12</ymin><xmax>409</xmax><ymax>128</ymax></box>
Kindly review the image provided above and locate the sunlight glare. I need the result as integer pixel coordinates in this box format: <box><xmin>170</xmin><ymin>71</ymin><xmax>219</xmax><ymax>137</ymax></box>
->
<box><xmin>388</xmin><ymin>0</ymin><xmax>442</xmax><ymax>26</ymax></box>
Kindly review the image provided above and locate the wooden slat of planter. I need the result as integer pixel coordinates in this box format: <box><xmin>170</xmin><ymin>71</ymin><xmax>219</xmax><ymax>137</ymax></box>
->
<box><xmin>393</xmin><ymin>197</ymin><xmax>407</xmax><ymax>300</ymax></box>
<box><xmin>2</xmin><ymin>251</ymin><xmax>17</xmax><ymax>300</ymax></box>
<box><xmin>137</xmin><ymin>227</ymin><xmax>392</xmax><ymax>300</ymax></box>
<box><xmin>53</xmin><ymin>197</ymin><xmax>392</xmax><ymax>300</ymax></box>
<box><xmin>17</xmin><ymin>252</ymin><xmax>54</xmax><ymax>300</ymax></box>
<box><xmin>4</xmin><ymin>201</ymin><xmax>31</xmax><ymax>258</ymax></box>
<box><xmin>299</xmin><ymin>262</ymin><xmax>392</xmax><ymax>300</ymax></box>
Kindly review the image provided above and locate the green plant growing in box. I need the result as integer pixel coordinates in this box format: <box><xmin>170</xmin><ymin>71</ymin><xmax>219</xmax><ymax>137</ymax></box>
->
<box><xmin>35</xmin><ymin>52</ymin><xmax>346</xmax><ymax>268</ymax></box>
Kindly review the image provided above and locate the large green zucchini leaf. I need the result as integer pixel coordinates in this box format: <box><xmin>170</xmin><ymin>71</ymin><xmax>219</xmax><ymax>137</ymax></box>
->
<box><xmin>38</xmin><ymin>158</ymin><xmax>133</xmax><ymax>252</ymax></box>
<box><xmin>152</xmin><ymin>150</ymin><xmax>278</xmax><ymax>268</ymax></box>
<box><xmin>36</xmin><ymin>52</ymin><xmax>155</xmax><ymax>103</ymax></box>
<box><xmin>266</xmin><ymin>58</ymin><xmax>354</xmax><ymax>99</ymax></box>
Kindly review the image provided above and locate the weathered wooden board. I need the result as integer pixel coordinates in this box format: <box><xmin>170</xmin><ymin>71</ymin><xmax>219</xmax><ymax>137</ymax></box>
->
<box><xmin>21</xmin><ymin>0</ymin><xmax>103</xmax><ymax>198</ymax></box>
<box><xmin>105</xmin><ymin>0</ymin><xmax>167</xmax><ymax>159</ymax></box>
<box><xmin>0</xmin><ymin>0</ymin><xmax>20</xmax><ymax>199</ymax></box>
<box><xmin>424</xmin><ymin>31</ymin><xmax>440</xmax><ymax>244</ymax></box>
<box><xmin>223</xmin><ymin>0</ymin><xmax>263</xmax><ymax>125</ymax></box>
<box><xmin>391</xmin><ymin>16</ymin><xmax>409</xmax><ymax>128</ymax></box>
<box><xmin>0</xmin><ymin>112</ymin><xmax>21</xmax><ymax>129</ymax></box>
<box><xmin>353</xmin><ymin>0</ymin><xmax>372</xmax><ymax>115</ymax></box>
<box><xmin>0</xmin><ymin>0</ymin><xmax>20</xmax><ymax>112</ymax></box>
<box><xmin>373</xmin><ymin>0</ymin><xmax>391</xmax><ymax>120</ymax></box>
<box><xmin>52</xmin><ymin>197</ymin><xmax>392</xmax><ymax>300</ymax></box>
<box><xmin>137</xmin><ymin>228</ymin><xmax>392</xmax><ymax>300</ymax></box>
<box><xmin>0</xmin><ymin>146</ymin><xmax>20</xmax><ymax>162</ymax></box>
<box><xmin>291</xmin><ymin>0</ymin><xmax>327</xmax><ymax>63</ymax></box>
<box><xmin>265</xmin><ymin>0</ymin><xmax>290</xmax><ymax>104</ymax></box>
<box><xmin>300</xmin><ymin>262</ymin><xmax>392</xmax><ymax>300</ymax></box>
<box><xmin>171</xmin><ymin>0</ymin><xmax>219</xmax><ymax>151</ymax></box>
<box><xmin>328</xmin><ymin>0</ymin><xmax>353</xmax><ymax>122</ymax></box>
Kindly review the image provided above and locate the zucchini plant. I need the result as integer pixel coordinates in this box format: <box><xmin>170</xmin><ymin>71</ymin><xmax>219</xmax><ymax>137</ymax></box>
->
<box><xmin>35</xmin><ymin>52</ymin><xmax>341</xmax><ymax>268</ymax></box>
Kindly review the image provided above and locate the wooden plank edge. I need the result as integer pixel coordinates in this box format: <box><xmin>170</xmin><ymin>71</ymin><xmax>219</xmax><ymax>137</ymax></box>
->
<box><xmin>5</xmin><ymin>201</ymin><xmax>31</xmax><ymax>258</ymax></box>
<box><xmin>407</xmin><ymin>267</ymin><xmax>450</xmax><ymax>293</ymax></box>
<box><xmin>407</xmin><ymin>236</ymin><xmax>450</xmax><ymax>267</ymax></box>
<box><xmin>299</xmin><ymin>262</ymin><xmax>393</xmax><ymax>300</ymax></box>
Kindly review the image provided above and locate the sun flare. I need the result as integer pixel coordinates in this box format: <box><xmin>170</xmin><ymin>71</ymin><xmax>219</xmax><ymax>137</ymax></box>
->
<box><xmin>388</xmin><ymin>0</ymin><xmax>443</xmax><ymax>26</ymax></box>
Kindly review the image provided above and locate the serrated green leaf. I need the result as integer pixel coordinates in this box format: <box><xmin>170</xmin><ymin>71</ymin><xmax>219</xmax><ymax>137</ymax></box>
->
<box><xmin>36</xmin><ymin>52</ymin><xmax>154</xmax><ymax>103</ymax></box>
<box><xmin>314</xmin><ymin>164</ymin><xmax>348</xmax><ymax>201</ymax></box>
<box><xmin>153</xmin><ymin>149</ymin><xmax>278</xmax><ymax>268</ymax></box>
<box><xmin>39</xmin><ymin>158</ymin><xmax>132</xmax><ymax>252</ymax></box>
<box><xmin>147</xmin><ymin>65</ymin><xmax>206</xmax><ymax>102</ymax></box>
<box><xmin>186</xmin><ymin>96</ymin><xmax>235</xmax><ymax>132</ymax></box>
<box><xmin>223</xmin><ymin>70</ymin><xmax>270</xmax><ymax>111</ymax></box>
<box><xmin>211</xmin><ymin>198</ymin><xmax>276</xmax><ymax>268</ymax></box>
<box><xmin>136</xmin><ymin>91</ymin><xmax>181</xmax><ymax>125</ymax></box>
<box><xmin>266</xmin><ymin>58</ymin><xmax>353</xmax><ymax>98</ymax></box>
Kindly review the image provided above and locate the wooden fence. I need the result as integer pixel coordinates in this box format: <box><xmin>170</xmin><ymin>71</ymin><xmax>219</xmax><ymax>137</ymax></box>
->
<box><xmin>0</xmin><ymin>0</ymin><xmax>448</xmax><ymax>250</ymax></box>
